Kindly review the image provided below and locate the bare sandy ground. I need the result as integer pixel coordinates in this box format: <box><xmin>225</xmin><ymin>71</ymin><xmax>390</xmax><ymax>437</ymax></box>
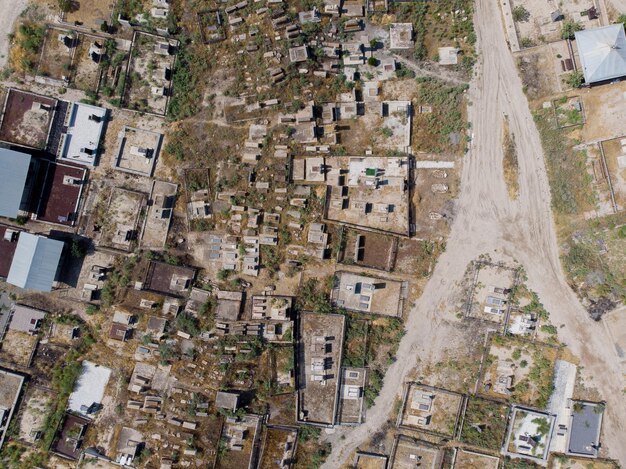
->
<box><xmin>0</xmin><ymin>0</ymin><xmax>28</xmax><ymax>69</ymax></box>
<box><xmin>323</xmin><ymin>0</ymin><xmax>626</xmax><ymax>465</ymax></box>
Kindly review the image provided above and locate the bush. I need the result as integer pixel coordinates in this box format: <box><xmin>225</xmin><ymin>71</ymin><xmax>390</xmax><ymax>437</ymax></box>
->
<box><xmin>57</xmin><ymin>0</ymin><xmax>72</xmax><ymax>12</ymax></box>
<box><xmin>563</xmin><ymin>70</ymin><xmax>584</xmax><ymax>88</ymax></box>
<box><xmin>70</xmin><ymin>239</ymin><xmax>86</xmax><ymax>258</ymax></box>
<box><xmin>168</xmin><ymin>35</ymin><xmax>211</xmax><ymax>120</ymax></box>
<box><xmin>18</xmin><ymin>23</ymin><xmax>45</xmax><ymax>55</ymax></box>
<box><xmin>176</xmin><ymin>312</ymin><xmax>200</xmax><ymax>336</ymax></box>
<box><xmin>561</xmin><ymin>20</ymin><xmax>583</xmax><ymax>40</ymax></box>
<box><xmin>512</xmin><ymin>6</ymin><xmax>530</xmax><ymax>22</ymax></box>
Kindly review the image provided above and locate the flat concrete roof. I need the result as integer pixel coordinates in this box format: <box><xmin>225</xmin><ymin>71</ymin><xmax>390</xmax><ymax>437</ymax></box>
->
<box><xmin>68</xmin><ymin>361</ymin><xmax>112</xmax><ymax>415</ymax></box>
<box><xmin>9</xmin><ymin>304</ymin><xmax>46</xmax><ymax>333</ymax></box>
<box><xmin>567</xmin><ymin>402</ymin><xmax>603</xmax><ymax>457</ymax></box>
<box><xmin>58</xmin><ymin>102</ymin><xmax>107</xmax><ymax>166</ymax></box>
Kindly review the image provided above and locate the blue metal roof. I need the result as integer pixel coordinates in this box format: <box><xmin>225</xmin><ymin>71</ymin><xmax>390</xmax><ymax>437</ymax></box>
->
<box><xmin>0</xmin><ymin>148</ymin><xmax>31</xmax><ymax>218</ymax></box>
<box><xmin>7</xmin><ymin>233</ymin><xmax>64</xmax><ymax>292</ymax></box>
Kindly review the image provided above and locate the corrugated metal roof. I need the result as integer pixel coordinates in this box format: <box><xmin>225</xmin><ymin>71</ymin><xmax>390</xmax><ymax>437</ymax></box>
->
<box><xmin>0</xmin><ymin>148</ymin><xmax>31</xmax><ymax>218</ymax></box>
<box><xmin>576</xmin><ymin>25</ymin><xmax>626</xmax><ymax>84</ymax></box>
<box><xmin>7</xmin><ymin>233</ymin><xmax>64</xmax><ymax>292</ymax></box>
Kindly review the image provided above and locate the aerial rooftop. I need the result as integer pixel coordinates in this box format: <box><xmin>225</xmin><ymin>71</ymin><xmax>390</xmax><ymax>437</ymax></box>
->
<box><xmin>0</xmin><ymin>148</ymin><xmax>32</xmax><ymax>219</ymax></box>
<box><xmin>6</xmin><ymin>232</ymin><xmax>64</xmax><ymax>292</ymax></box>
<box><xmin>58</xmin><ymin>101</ymin><xmax>107</xmax><ymax>166</ymax></box>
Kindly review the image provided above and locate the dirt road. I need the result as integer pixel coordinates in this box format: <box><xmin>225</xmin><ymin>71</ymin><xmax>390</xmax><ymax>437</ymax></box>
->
<box><xmin>0</xmin><ymin>0</ymin><xmax>28</xmax><ymax>69</ymax></box>
<box><xmin>322</xmin><ymin>0</ymin><xmax>626</xmax><ymax>465</ymax></box>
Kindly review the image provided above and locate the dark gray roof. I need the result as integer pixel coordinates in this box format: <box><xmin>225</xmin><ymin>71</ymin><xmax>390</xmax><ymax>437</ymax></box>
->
<box><xmin>7</xmin><ymin>233</ymin><xmax>64</xmax><ymax>292</ymax></box>
<box><xmin>0</xmin><ymin>148</ymin><xmax>31</xmax><ymax>218</ymax></box>
<box><xmin>568</xmin><ymin>402</ymin><xmax>603</xmax><ymax>456</ymax></box>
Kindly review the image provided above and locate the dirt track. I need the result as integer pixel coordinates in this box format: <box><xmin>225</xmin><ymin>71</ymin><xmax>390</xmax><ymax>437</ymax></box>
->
<box><xmin>0</xmin><ymin>0</ymin><xmax>28</xmax><ymax>69</ymax></box>
<box><xmin>322</xmin><ymin>0</ymin><xmax>626</xmax><ymax>465</ymax></box>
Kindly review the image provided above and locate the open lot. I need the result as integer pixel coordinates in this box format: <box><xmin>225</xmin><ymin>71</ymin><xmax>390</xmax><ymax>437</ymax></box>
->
<box><xmin>390</xmin><ymin>436</ymin><xmax>442</xmax><ymax>469</ymax></box>
<box><xmin>599</xmin><ymin>136</ymin><xmax>626</xmax><ymax>211</ymax></box>
<box><xmin>517</xmin><ymin>41</ymin><xmax>571</xmax><ymax>100</ymax></box>
<box><xmin>258</xmin><ymin>426</ymin><xmax>297</xmax><ymax>469</ymax></box>
<box><xmin>338</xmin><ymin>101</ymin><xmax>412</xmax><ymax>153</ymax></box>
<box><xmin>0</xmin><ymin>329</ymin><xmax>38</xmax><ymax>367</ymax></box>
<box><xmin>355</xmin><ymin>452</ymin><xmax>389</xmax><ymax>469</ymax></box>
<box><xmin>325</xmin><ymin>156</ymin><xmax>410</xmax><ymax>236</ymax></box>
<box><xmin>480</xmin><ymin>335</ymin><xmax>558</xmax><ymax>408</ymax></box>
<box><xmin>140</xmin><ymin>180</ymin><xmax>177</xmax><ymax>250</ymax></box>
<box><xmin>124</xmin><ymin>32</ymin><xmax>177</xmax><ymax>115</ymax></box>
<box><xmin>297</xmin><ymin>312</ymin><xmax>345</xmax><ymax>426</ymax></box>
<box><xmin>341</xmin><ymin>229</ymin><xmax>398</xmax><ymax>271</ymax></box>
<box><xmin>413</xmin><ymin>165</ymin><xmax>458</xmax><ymax>230</ymax></box>
<box><xmin>454</xmin><ymin>450</ymin><xmax>500</xmax><ymax>469</ymax></box>
<box><xmin>215</xmin><ymin>414</ymin><xmax>261</xmax><ymax>469</ymax></box>
<box><xmin>553</xmin><ymin>95</ymin><xmax>584</xmax><ymax>129</ymax></box>
<box><xmin>510</xmin><ymin>0</ymin><xmax>601</xmax><ymax>45</ymax></box>
<box><xmin>0</xmin><ymin>369</ymin><xmax>24</xmax><ymax>447</ymax></box>
<box><xmin>460</xmin><ymin>397</ymin><xmax>510</xmax><ymax>450</ymax></box>
<box><xmin>580</xmin><ymin>80</ymin><xmax>626</xmax><ymax>143</ymax></box>
<box><xmin>332</xmin><ymin>272</ymin><xmax>405</xmax><ymax>317</ymax></box>
<box><xmin>68</xmin><ymin>249</ymin><xmax>114</xmax><ymax>303</ymax></box>
<box><xmin>37</xmin><ymin>27</ymin><xmax>74</xmax><ymax>82</ymax></box>
<box><xmin>549</xmin><ymin>455</ymin><xmax>618</xmax><ymax>469</ymax></box>
<box><xmin>399</xmin><ymin>383</ymin><xmax>463</xmax><ymax>438</ymax></box>
<box><xmin>63</xmin><ymin>0</ymin><xmax>114</xmax><ymax>30</ymax></box>
<box><xmin>271</xmin><ymin>345</ymin><xmax>295</xmax><ymax>394</ymax></box>
<box><xmin>97</xmin><ymin>186</ymin><xmax>146</xmax><ymax>251</ymax></box>
<box><xmin>18</xmin><ymin>386</ymin><xmax>53</xmax><ymax>444</ymax></box>
<box><xmin>113</xmin><ymin>126</ymin><xmax>162</xmax><ymax>176</ymax></box>
<box><xmin>71</xmin><ymin>33</ymin><xmax>106</xmax><ymax>92</ymax></box>
<box><xmin>0</xmin><ymin>88</ymin><xmax>56</xmax><ymax>149</ymax></box>
<box><xmin>466</xmin><ymin>262</ymin><xmax>517</xmax><ymax>322</ymax></box>
<box><xmin>604</xmin><ymin>306</ymin><xmax>626</xmax><ymax>372</ymax></box>
<box><xmin>337</xmin><ymin>367</ymin><xmax>366</xmax><ymax>424</ymax></box>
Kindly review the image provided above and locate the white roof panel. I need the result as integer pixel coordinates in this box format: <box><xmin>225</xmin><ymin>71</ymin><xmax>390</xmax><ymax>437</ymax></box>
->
<box><xmin>7</xmin><ymin>233</ymin><xmax>63</xmax><ymax>292</ymax></box>
<box><xmin>576</xmin><ymin>25</ymin><xmax>626</xmax><ymax>84</ymax></box>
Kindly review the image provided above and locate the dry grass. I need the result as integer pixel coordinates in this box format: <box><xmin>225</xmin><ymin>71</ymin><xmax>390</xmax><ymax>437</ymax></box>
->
<box><xmin>503</xmin><ymin>118</ymin><xmax>519</xmax><ymax>200</ymax></box>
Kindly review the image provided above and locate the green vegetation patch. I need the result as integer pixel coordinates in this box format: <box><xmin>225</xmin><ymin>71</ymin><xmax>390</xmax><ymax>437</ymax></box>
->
<box><xmin>461</xmin><ymin>397</ymin><xmax>510</xmax><ymax>450</ymax></box>
<box><xmin>414</xmin><ymin>77</ymin><xmax>469</xmax><ymax>153</ymax></box>
<box><xmin>533</xmin><ymin>108</ymin><xmax>595</xmax><ymax>215</ymax></box>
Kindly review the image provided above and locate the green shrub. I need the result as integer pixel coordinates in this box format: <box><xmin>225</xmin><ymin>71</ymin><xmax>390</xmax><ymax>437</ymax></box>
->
<box><xmin>512</xmin><ymin>6</ymin><xmax>530</xmax><ymax>22</ymax></box>
<box><xmin>563</xmin><ymin>71</ymin><xmax>584</xmax><ymax>88</ymax></box>
<box><xmin>561</xmin><ymin>20</ymin><xmax>583</xmax><ymax>40</ymax></box>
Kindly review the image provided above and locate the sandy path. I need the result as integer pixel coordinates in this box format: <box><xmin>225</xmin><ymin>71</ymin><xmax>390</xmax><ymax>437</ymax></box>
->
<box><xmin>322</xmin><ymin>0</ymin><xmax>626</xmax><ymax>465</ymax></box>
<box><xmin>0</xmin><ymin>0</ymin><xmax>28</xmax><ymax>69</ymax></box>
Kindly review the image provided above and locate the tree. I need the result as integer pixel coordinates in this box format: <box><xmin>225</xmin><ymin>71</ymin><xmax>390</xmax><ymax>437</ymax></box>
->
<box><xmin>563</xmin><ymin>70</ymin><xmax>584</xmax><ymax>88</ymax></box>
<box><xmin>618</xmin><ymin>14</ymin><xmax>626</xmax><ymax>29</ymax></box>
<box><xmin>512</xmin><ymin>6</ymin><xmax>530</xmax><ymax>22</ymax></box>
<box><xmin>58</xmin><ymin>0</ymin><xmax>72</xmax><ymax>13</ymax></box>
<box><xmin>561</xmin><ymin>20</ymin><xmax>583</xmax><ymax>40</ymax></box>
<box><xmin>70</xmin><ymin>239</ymin><xmax>86</xmax><ymax>258</ymax></box>
<box><xmin>367</xmin><ymin>56</ymin><xmax>378</xmax><ymax>67</ymax></box>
